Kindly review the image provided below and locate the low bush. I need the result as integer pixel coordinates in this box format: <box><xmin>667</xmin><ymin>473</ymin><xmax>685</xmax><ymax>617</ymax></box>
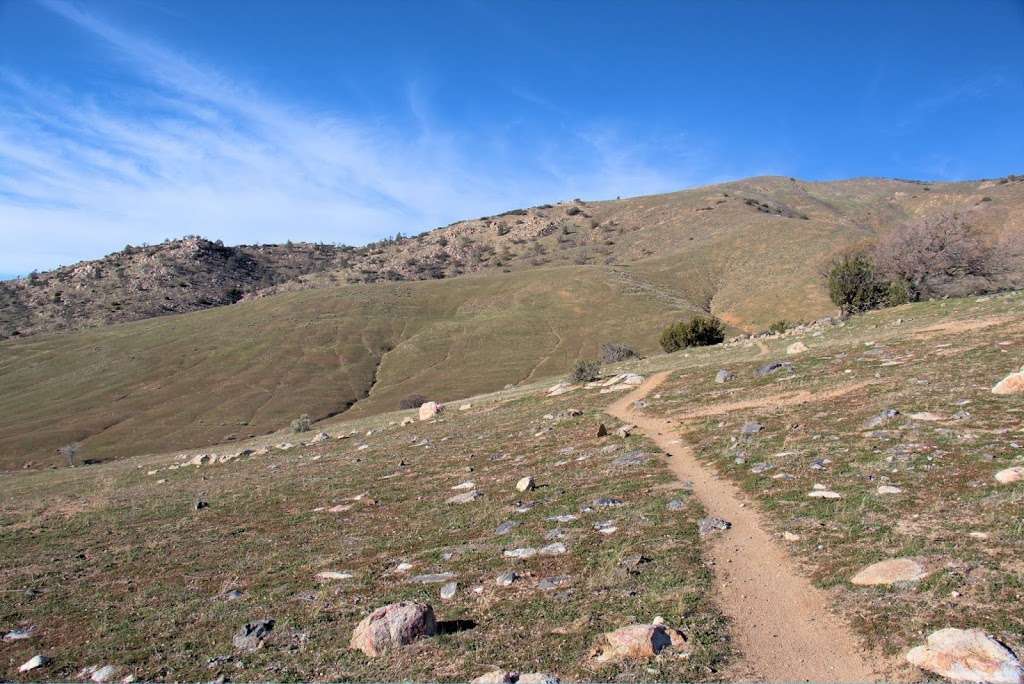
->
<box><xmin>600</xmin><ymin>342</ymin><xmax>638</xmax><ymax>363</ymax></box>
<box><xmin>827</xmin><ymin>253</ymin><xmax>886</xmax><ymax>315</ymax></box>
<box><xmin>399</xmin><ymin>394</ymin><xmax>428</xmax><ymax>410</ymax></box>
<box><xmin>290</xmin><ymin>414</ymin><xmax>312</xmax><ymax>433</ymax></box>
<box><xmin>659</xmin><ymin>316</ymin><xmax>725</xmax><ymax>353</ymax></box>
<box><xmin>568</xmin><ymin>359</ymin><xmax>601</xmax><ymax>383</ymax></box>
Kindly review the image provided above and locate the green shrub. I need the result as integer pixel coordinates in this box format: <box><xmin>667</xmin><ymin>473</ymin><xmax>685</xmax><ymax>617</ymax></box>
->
<box><xmin>827</xmin><ymin>254</ymin><xmax>886</xmax><ymax>315</ymax></box>
<box><xmin>568</xmin><ymin>359</ymin><xmax>601</xmax><ymax>383</ymax></box>
<box><xmin>659</xmin><ymin>316</ymin><xmax>725</xmax><ymax>353</ymax></box>
<box><xmin>599</xmin><ymin>342</ymin><xmax>637</xmax><ymax>363</ymax></box>
<box><xmin>290</xmin><ymin>414</ymin><xmax>312</xmax><ymax>433</ymax></box>
<box><xmin>767</xmin><ymin>320</ymin><xmax>790</xmax><ymax>334</ymax></box>
<box><xmin>886</xmin><ymin>280</ymin><xmax>911</xmax><ymax>307</ymax></box>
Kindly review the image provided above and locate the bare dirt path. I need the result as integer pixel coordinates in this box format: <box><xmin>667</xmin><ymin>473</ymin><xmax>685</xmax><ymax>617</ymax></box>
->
<box><xmin>607</xmin><ymin>371</ymin><xmax>881</xmax><ymax>682</ymax></box>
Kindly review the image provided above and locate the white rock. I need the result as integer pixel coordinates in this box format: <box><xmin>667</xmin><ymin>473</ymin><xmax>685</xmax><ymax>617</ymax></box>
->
<box><xmin>451</xmin><ymin>481</ymin><xmax>476</xmax><ymax>490</ymax></box>
<box><xmin>418</xmin><ymin>401</ymin><xmax>442</xmax><ymax>421</ymax></box>
<box><xmin>877</xmin><ymin>485</ymin><xmax>903</xmax><ymax>494</ymax></box>
<box><xmin>995</xmin><ymin>467</ymin><xmax>1024</xmax><ymax>484</ymax></box>
<box><xmin>459</xmin><ymin>403</ymin><xmax>472</xmax><ymax>411</ymax></box>
<box><xmin>808</xmin><ymin>490</ymin><xmax>842</xmax><ymax>499</ymax></box>
<box><xmin>907</xmin><ymin>628</ymin><xmax>1023</xmax><ymax>684</ymax></box>
<box><xmin>851</xmin><ymin>558</ymin><xmax>928</xmax><ymax>585</ymax></box>
<box><xmin>515</xmin><ymin>476</ymin><xmax>536</xmax><ymax>493</ymax></box>
<box><xmin>316</xmin><ymin>571</ymin><xmax>353</xmax><ymax>581</ymax></box>
<box><xmin>992</xmin><ymin>369</ymin><xmax>1024</xmax><ymax>395</ymax></box>
<box><xmin>19</xmin><ymin>655</ymin><xmax>50</xmax><ymax>673</ymax></box>
<box><xmin>786</xmin><ymin>341</ymin><xmax>808</xmax><ymax>355</ymax></box>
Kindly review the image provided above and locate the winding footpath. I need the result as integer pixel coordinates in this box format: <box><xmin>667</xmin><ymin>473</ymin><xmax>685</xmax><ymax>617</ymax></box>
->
<box><xmin>606</xmin><ymin>371</ymin><xmax>880</xmax><ymax>682</ymax></box>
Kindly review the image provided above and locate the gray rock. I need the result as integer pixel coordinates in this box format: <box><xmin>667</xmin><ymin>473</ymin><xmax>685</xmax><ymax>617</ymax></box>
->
<box><xmin>18</xmin><ymin>655</ymin><xmax>51</xmax><ymax>673</ymax></box>
<box><xmin>715</xmin><ymin>369</ymin><xmax>735</xmax><ymax>384</ymax></box>
<box><xmin>547</xmin><ymin>514</ymin><xmax>579</xmax><ymax>523</ymax></box>
<box><xmin>233</xmin><ymin>619</ymin><xmax>274</xmax><ymax>651</ymax></box>
<box><xmin>3</xmin><ymin>626</ymin><xmax>35</xmax><ymax>641</ymax></box>
<box><xmin>446</xmin><ymin>490</ymin><xmax>482</xmax><ymax>504</ymax></box>
<box><xmin>222</xmin><ymin>589</ymin><xmax>244</xmax><ymax>601</ymax></box>
<box><xmin>495</xmin><ymin>520</ymin><xmax>518</xmax><ymax>536</ymax></box>
<box><xmin>750</xmin><ymin>462</ymin><xmax>774</xmax><ymax>474</ymax></box>
<box><xmin>740</xmin><ymin>421</ymin><xmax>763</xmax><ymax>435</ymax></box>
<box><xmin>755</xmin><ymin>361</ymin><xmax>793</xmax><ymax>377</ymax></box>
<box><xmin>410</xmin><ymin>572</ymin><xmax>456</xmax><ymax>584</ymax></box>
<box><xmin>496</xmin><ymin>571</ymin><xmax>518</xmax><ymax>587</ymax></box>
<box><xmin>619</xmin><ymin>554</ymin><xmax>651</xmax><ymax>573</ymax></box>
<box><xmin>666</xmin><ymin>499</ymin><xmax>686</xmax><ymax>511</ymax></box>
<box><xmin>698</xmin><ymin>517</ymin><xmax>732</xmax><ymax>537</ymax></box>
<box><xmin>611</xmin><ymin>450</ymin><xmax>650</xmax><ymax>467</ymax></box>
<box><xmin>863</xmin><ymin>408</ymin><xmax>900</xmax><ymax>430</ymax></box>
<box><xmin>504</xmin><ymin>547</ymin><xmax>538</xmax><ymax>559</ymax></box>
<box><xmin>593</xmin><ymin>497</ymin><xmax>625</xmax><ymax>508</ymax></box>
<box><xmin>544</xmin><ymin>528</ymin><xmax>567</xmax><ymax>541</ymax></box>
<box><xmin>439</xmin><ymin>582</ymin><xmax>458</xmax><ymax>600</ymax></box>
<box><xmin>537</xmin><ymin>575</ymin><xmax>572</xmax><ymax>591</ymax></box>
<box><xmin>539</xmin><ymin>542</ymin><xmax>568</xmax><ymax>556</ymax></box>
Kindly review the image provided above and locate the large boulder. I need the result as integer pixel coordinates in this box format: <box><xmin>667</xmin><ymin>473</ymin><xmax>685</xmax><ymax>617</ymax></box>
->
<box><xmin>850</xmin><ymin>558</ymin><xmax>928</xmax><ymax>586</ymax></box>
<box><xmin>786</xmin><ymin>341</ymin><xmax>808</xmax><ymax>355</ymax></box>
<box><xmin>995</xmin><ymin>467</ymin><xmax>1024</xmax><ymax>485</ymax></box>
<box><xmin>349</xmin><ymin>601</ymin><xmax>437</xmax><ymax>657</ymax></box>
<box><xmin>590</xmin><ymin>623</ymin><xmax>688</xmax><ymax>664</ymax></box>
<box><xmin>906</xmin><ymin>628</ymin><xmax>1023</xmax><ymax>684</ymax></box>
<box><xmin>992</xmin><ymin>368</ymin><xmax>1024</xmax><ymax>395</ymax></box>
<box><xmin>419</xmin><ymin>401</ymin><xmax>442</xmax><ymax>421</ymax></box>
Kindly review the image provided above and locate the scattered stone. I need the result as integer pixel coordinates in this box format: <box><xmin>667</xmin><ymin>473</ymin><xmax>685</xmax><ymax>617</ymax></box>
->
<box><xmin>495</xmin><ymin>520</ymin><xmax>518</xmax><ymax>536</ymax></box>
<box><xmin>401</xmin><ymin>417</ymin><xmax>414</xmax><ymax>426</ymax></box>
<box><xmin>969</xmin><ymin>531</ymin><xmax>989</xmax><ymax>540</ymax></box>
<box><xmin>594</xmin><ymin>520</ymin><xmax>618</xmax><ymax>535</ymax></box>
<box><xmin>316</xmin><ymin>571</ymin><xmax>353</xmax><ymax>581</ymax></box>
<box><xmin>418</xmin><ymin>401</ymin><xmax>442</xmax><ymax>421</ymax></box>
<box><xmin>447</xmin><ymin>490</ymin><xmax>483</xmax><ymax>504</ymax></box>
<box><xmin>619</xmin><ymin>554</ymin><xmax>652</xmax><ymax>574</ymax></box>
<box><xmin>992</xmin><ymin>368</ymin><xmax>1024</xmax><ymax>395</ymax></box>
<box><xmin>909</xmin><ymin>411</ymin><xmax>946</xmax><ymax>422</ymax></box>
<box><xmin>80</xmin><ymin>665</ymin><xmax>121</xmax><ymax>683</ymax></box>
<box><xmin>19</xmin><ymin>655</ymin><xmax>51</xmax><ymax>673</ymax></box>
<box><xmin>593</xmin><ymin>497</ymin><xmax>625</xmax><ymax>508</ymax></box>
<box><xmin>309</xmin><ymin>432</ymin><xmax>331</xmax><ymax>444</ymax></box>
<box><xmin>439</xmin><ymin>581</ymin><xmax>458</xmax><ymax>600</ymax></box>
<box><xmin>995</xmin><ymin>467</ymin><xmax>1024</xmax><ymax>485</ymax></box>
<box><xmin>590</xmin><ymin>623</ymin><xmax>689</xmax><ymax>664</ymax></box>
<box><xmin>496</xmin><ymin>571</ymin><xmax>518</xmax><ymax>587</ymax></box>
<box><xmin>194</xmin><ymin>497</ymin><xmax>209</xmax><ymax>511</ymax></box>
<box><xmin>539</xmin><ymin>542</ymin><xmax>567</xmax><ymax>556</ymax></box>
<box><xmin>538</xmin><ymin>576</ymin><xmax>572</xmax><ymax>591</ymax></box>
<box><xmin>621</xmin><ymin>374</ymin><xmax>645</xmax><ymax>385</ymax></box>
<box><xmin>612</xmin><ymin>450</ymin><xmax>650</xmax><ymax>467</ymax></box>
<box><xmin>740</xmin><ymin>421</ymin><xmax>763</xmax><ymax>435</ymax></box>
<box><xmin>394</xmin><ymin>562</ymin><xmax>414</xmax><ymax>573</ymax></box>
<box><xmin>459</xmin><ymin>403</ymin><xmax>473</xmax><ymax>411</ymax></box>
<box><xmin>546</xmin><ymin>382</ymin><xmax>577</xmax><ymax>397</ymax></box>
<box><xmin>222</xmin><ymin>589</ymin><xmax>244</xmax><ymax>600</ymax></box>
<box><xmin>783</xmin><ymin>531</ymin><xmax>800</xmax><ymax>542</ymax></box>
<box><xmin>750</xmin><ymin>462</ymin><xmax>773</xmax><ymax>475</ymax></box>
<box><xmin>698</xmin><ymin>516</ymin><xmax>731</xmax><ymax>536</ymax></box>
<box><xmin>411</xmin><ymin>572</ymin><xmax>456</xmax><ymax>584</ymax></box>
<box><xmin>715</xmin><ymin>369</ymin><xmax>735</xmax><ymax>384</ymax></box>
<box><xmin>349</xmin><ymin>601</ymin><xmax>437</xmax><ymax>657</ymax></box>
<box><xmin>547</xmin><ymin>514</ymin><xmax>579</xmax><ymax>523</ymax></box>
<box><xmin>504</xmin><ymin>547</ymin><xmax>538</xmax><ymax>560</ymax></box>
<box><xmin>807</xmin><ymin>489</ymin><xmax>842</xmax><ymax>499</ymax></box>
<box><xmin>786</xmin><ymin>341</ymin><xmax>808</xmax><ymax>355</ymax></box>
<box><xmin>545</xmin><ymin>528</ymin><xmax>567</xmax><ymax>541</ymax></box>
<box><xmin>615</xmin><ymin>424</ymin><xmax>636</xmax><ymax>438</ymax></box>
<box><xmin>755</xmin><ymin>361</ymin><xmax>793</xmax><ymax>377</ymax></box>
<box><xmin>452</xmin><ymin>480</ymin><xmax>476</xmax><ymax>490</ymax></box>
<box><xmin>666</xmin><ymin>499</ymin><xmax>686</xmax><ymax>511</ymax></box>
<box><xmin>863</xmin><ymin>408</ymin><xmax>900</xmax><ymax>430</ymax></box>
<box><xmin>906</xmin><ymin>628</ymin><xmax>1023</xmax><ymax>684</ymax></box>
<box><xmin>810</xmin><ymin>458</ymin><xmax>831</xmax><ymax>470</ymax></box>
<box><xmin>515</xmin><ymin>476</ymin><xmax>536</xmax><ymax>493</ymax></box>
<box><xmin>233</xmin><ymin>619</ymin><xmax>274</xmax><ymax>651</ymax></box>
<box><xmin>597</xmin><ymin>423</ymin><xmax>608</xmax><ymax>437</ymax></box>
<box><xmin>851</xmin><ymin>558</ymin><xmax>928</xmax><ymax>586</ymax></box>
<box><xmin>877</xmin><ymin>485</ymin><xmax>903</xmax><ymax>495</ymax></box>
<box><xmin>3</xmin><ymin>626</ymin><xmax>35</xmax><ymax>641</ymax></box>
<box><xmin>472</xmin><ymin>671</ymin><xmax>560</xmax><ymax>684</ymax></box>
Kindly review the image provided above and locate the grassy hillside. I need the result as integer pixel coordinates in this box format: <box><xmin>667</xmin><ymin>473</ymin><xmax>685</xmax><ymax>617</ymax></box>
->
<box><xmin>0</xmin><ymin>265</ymin><xmax>694</xmax><ymax>469</ymax></box>
<box><xmin>2</xmin><ymin>292</ymin><xmax>1021</xmax><ymax>682</ymax></box>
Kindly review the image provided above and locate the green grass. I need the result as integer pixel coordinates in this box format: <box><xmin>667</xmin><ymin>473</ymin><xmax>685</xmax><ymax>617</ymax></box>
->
<box><xmin>0</xmin><ymin>375</ymin><xmax>730</xmax><ymax>682</ymax></box>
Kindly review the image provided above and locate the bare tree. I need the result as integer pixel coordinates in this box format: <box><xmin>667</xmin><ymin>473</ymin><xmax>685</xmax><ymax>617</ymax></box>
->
<box><xmin>872</xmin><ymin>212</ymin><xmax>1006</xmax><ymax>300</ymax></box>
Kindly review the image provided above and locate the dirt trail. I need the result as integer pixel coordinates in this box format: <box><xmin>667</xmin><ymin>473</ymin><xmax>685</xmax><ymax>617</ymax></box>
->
<box><xmin>607</xmin><ymin>372</ymin><xmax>880</xmax><ymax>682</ymax></box>
<box><xmin>668</xmin><ymin>379</ymin><xmax>878</xmax><ymax>421</ymax></box>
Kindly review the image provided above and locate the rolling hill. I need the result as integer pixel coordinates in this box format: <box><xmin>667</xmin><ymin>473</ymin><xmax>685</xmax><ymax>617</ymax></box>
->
<box><xmin>1</xmin><ymin>174</ymin><xmax>1023</xmax><ymax>468</ymax></box>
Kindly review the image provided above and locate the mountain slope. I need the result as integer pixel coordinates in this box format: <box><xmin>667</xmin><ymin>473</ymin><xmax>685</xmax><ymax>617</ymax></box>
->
<box><xmin>0</xmin><ymin>265</ymin><xmax>694</xmax><ymax>468</ymax></box>
<box><xmin>5</xmin><ymin>174</ymin><xmax>1023</xmax><ymax>339</ymax></box>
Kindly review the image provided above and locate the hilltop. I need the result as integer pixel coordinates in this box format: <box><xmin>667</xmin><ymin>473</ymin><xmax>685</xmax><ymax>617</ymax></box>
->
<box><xmin>4</xmin><ymin>174</ymin><xmax>1023</xmax><ymax>339</ymax></box>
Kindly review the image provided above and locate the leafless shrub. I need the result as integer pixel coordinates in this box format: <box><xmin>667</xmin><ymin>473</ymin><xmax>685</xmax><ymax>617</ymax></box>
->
<box><xmin>872</xmin><ymin>212</ymin><xmax>1012</xmax><ymax>300</ymax></box>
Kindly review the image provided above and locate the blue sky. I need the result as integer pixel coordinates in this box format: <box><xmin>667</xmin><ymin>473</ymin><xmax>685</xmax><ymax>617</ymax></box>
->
<box><xmin>1</xmin><ymin>0</ymin><xmax>1023</xmax><ymax>276</ymax></box>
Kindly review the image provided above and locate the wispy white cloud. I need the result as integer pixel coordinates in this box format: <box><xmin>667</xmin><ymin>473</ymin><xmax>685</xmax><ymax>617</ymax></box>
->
<box><xmin>0</xmin><ymin>1</ymin><xmax>713</xmax><ymax>274</ymax></box>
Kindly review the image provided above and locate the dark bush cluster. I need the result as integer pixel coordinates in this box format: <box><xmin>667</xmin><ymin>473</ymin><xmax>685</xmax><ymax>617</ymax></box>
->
<box><xmin>290</xmin><ymin>414</ymin><xmax>312</xmax><ymax>433</ymax></box>
<box><xmin>600</xmin><ymin>342</ymin><xmax>638</xmax><ymax>363</ymax></box>
<box><xmin>659</xmin><ymin>316</ymin><xmax>725</xmax><ymax>353</ymax></box>
<box><xmin>399</xmin><ymin>394</ymin><xmax>428</xmax><ymax>410</ymax></box>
